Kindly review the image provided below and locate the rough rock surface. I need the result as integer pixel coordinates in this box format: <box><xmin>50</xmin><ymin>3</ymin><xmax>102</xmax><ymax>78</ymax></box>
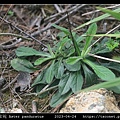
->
<box><xmin>60</xmin><ymin>88</ymin><xmax>120</xmax><ymax>113</ymax></box>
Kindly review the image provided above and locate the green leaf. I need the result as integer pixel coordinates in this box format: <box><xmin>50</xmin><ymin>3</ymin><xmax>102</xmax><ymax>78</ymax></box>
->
<box><xmin>73</xmin><ymin>7</ymin><xmax>120</xmax><ymax>30</ymax></box>
<box><xmin>47</xmin><ymin>44</ymin><xmax>55</xmax><ymax>57</ymax></box>
<box><xmin>65</xmin><ymin>56</ymin><xmax>82</xmax><ymax>65</ymax></box>
<box><xmin>53</xmin><ymin>39</ymin><xmax>67</xmax><ymax>55</ymax></box>
<box><xmin>65</xmin><ymin>47</ymin><xmax>75</xmax><ymax>57</ymax></box>
<box><xmin>64</xmin><ymin>61</ymin><xmax>81</xmax><ymax>71</ymax></box>
<box><xmin>59</xmin><ymin>73</ymin><xmax>72</xmax><ymax>95</ymax></box>
<box><xmin>57</xmin><ymin>32</ymin><xmax>66</xmax><ymax>39</ymax></box>
<box><xmin>70</xmin><ymin>71</ymin><xmax>83</xmax><ymax>93</ymax></box>
<box><xmin>97</xmin><ymin>6</ymin><xmax>120</xmax><ymax>21</ymax></box>
<box><xmin>81</xmin><ymin>23</ymin><xmax>97</xmax><ymax>57</ymax></box>
<box><xmin>31</xmin><ymin>70</ymin><xmax>46</xmax><ymax>87</ymax></box>
<box><xmin>34</xmin><ymin>57</ymin><xmax>53</xmax><ymax>65</ymax></box>
<box><xmin>8</xmin><ymin>10</ymin><xmax>14</xmax><ymax>16</ymax></box>
<box><xmin>50</xmin><ymin>71</ymin><xmax>83</xmax><ymax>107</ymax></box>
<box><xmin>54</xmin><ymin>60</ymin><xmax>64</xmax><ymax>79</ymax></box>
<box><xmin>108</xmin><ymin>86</ymin><xmax>120</xmax><ymax>94</ymax></box>
<box><xmin>16</xmin><ymin>46</ymin><xmax>51</xmax><ymax>57</ymax></box>
<box><xmin>48</xmin><ymin>79</ymin><xmax>60</xmax><ymax>88</ymax></box>
<box><xmin>70</xmin><ymin>32</ymin><xmax>81</xmax><ymax>56</ymax></box>
<box><xmin>92</xmin><ymin>37</ymin><xmax>111</xmax><ymax>54</ymax></box>
<box><xmin>11</xmin><ymin>58</ymin><xmax>37</xmax><ymax>73</ymax></box>
<box><xmin>35</xmin><ymin>84</ymin><xmax>48</xmax><ymax>98</ymax></box>
<box><xmin>83</xmin><ymin>59</ymin><xmax>116</xmax><ymax>81</ymax></box>
<box><xmin>105</xmin><ymin>38</ymin><xmax>119</xmax><ymax>51</ymax></box>
<box><xmin>101</xmin><ymin>62</ymin><xmax>120</xmax><ymax>73</ymax></box>
<box><xmin>76</xmin><ymin>35</ymin><xmax>85</xmax><ymax>43</ymax></box>
<box><xmin>53</xmin><ymin>24</ymin><xmax>81</xmax><ymax>56</ymax></box>
<box><xmin>79</xmin><ymin>77</ymin><xmax>120</xmax><ymax>94</ymax></box>
<box><xmin>82</xmin><ymin>64</ymin><xmax>98</xmax><ymax>87</ymax></box>
<box><xmin>93</xmin><ymin>48</ymin><xmax>110</xmax><ymax>54</ymax></box>
<box><xmin>88</xmin><ymin>34</ymin><xmax>120</xmax><ymax>38</ymax></box>
<box><xmin>50</xmin><ymin>90</ymin><xmax>72</xmax><ymax>107</ymax></box>
<box><xmin>58</xmin><ymin>74</ymin><xmax>70</xmax><ymax>93</ymax></box>
<box><xmin>44</xmin><ymin>61</ymin><xmax>55</xmax><ymax>83</ymax></box>
<box><xmin>58</xmin><ymin>37</ymin><xmax>71</xmax><ymax>51</ymax></box>
<box><xmin>53</xmin><ymin>37</ymin><xmax>70</xmax><ymax>52</ymax></box>
<box><xmin>52</xmin><ymin>24</ymin><xmax>70</xmax><ymax>35</ymax></box>
<box><xmin>35</xmin><ymin>84</ymin><xmax>46</xmax><ymax>93</ymax></box>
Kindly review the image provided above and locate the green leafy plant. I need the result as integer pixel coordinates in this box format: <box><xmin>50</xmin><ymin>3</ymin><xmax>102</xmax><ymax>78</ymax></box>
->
<box><xmin>11</xmin><ymin>6</ymin><xmax>120</xmax><ymax>108</ymax></box>
<box><xmin>105</xmin><ymin>38</ymin><xmax>119</xmax><ymax>51</ymax></box>
<box><xmin>7</xmin><ymin>10</ymin><xmax>14</xmax><ymax>16</ymax></box>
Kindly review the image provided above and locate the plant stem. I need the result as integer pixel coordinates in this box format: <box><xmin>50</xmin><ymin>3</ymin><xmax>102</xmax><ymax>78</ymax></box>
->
<box><xmin>0</xmin><ymin>33</ymin><xmax>32</xmax><ymax>41</ymax></box>
<box><xmin>22</xmin><ymin>85</ymin><xmax>58</xmax><ymax>96</ymax></box>
<box><xmin>88</xmin><ymin>53</ymin><xmax>120</xmax><ymax>63</ymax></box>
<box><xmin>67</xmin><ymin>12</ymin><xmax>81</xmax><ymax>56</ymax></box>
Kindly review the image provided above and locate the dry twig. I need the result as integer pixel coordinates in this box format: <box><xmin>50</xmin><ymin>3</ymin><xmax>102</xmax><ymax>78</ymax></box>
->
<box><xmin>0</xmin><ymin>16</ymin><xmax>47</xmax><ymax>48</ymax></box>
<box><xmin>31</xmin><ymin>4</ymin><xmax>86</xmax><ymax>37</ymax></box>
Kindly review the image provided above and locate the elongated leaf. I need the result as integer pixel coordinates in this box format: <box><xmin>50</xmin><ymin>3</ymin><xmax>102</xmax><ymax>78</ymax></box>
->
<box><xmin>53</xmin><ymin>37</ymin><xmax>71</xmax><ymax>55</ymax></box>
<box><xmin>92</xmin><ymin>37</ymin><xmax>111</xmax><ymax>54</ymax></box>
<box><xmin>47</xmin><ymin>44</ymin><xmax>55</xmax><ymax>57</ymax></box>
<box><xmin>52</xmin><ymin>24</ymin><xmax>69</xmax><ymax>35</ymax></box>
<box><xmin>57</xmin><ymin>32</ymin><xmax>66</xmax><ymax>39</ymax></box>
<box><xmin>101</xmin><ymin>62</ymin><xmax>120</xmax><ymax>73</ymax></box>
<box><xmin>11</xmin><ymin>58</ymin><xmax>37</xmax><ymax>73</ymax></box>
<box><xmin>16</xmin><ymin>46</ymin><xmax>51</xmax><ymax>57</ymax></box>
<box><xmin>54</xmin><ymin>61</ymin><xmax>64</xmax><ymax>79</ymax></box>
<box><xmin>65</xmin><ymin>47</ymin><xmax>75</xmax><ymax>57</ymax></box>
<box><xmin>70</xmin><ymin>71</ymin><xmax>83</xmax><ymax>93</ymax></box>
<box><xmin>83</xmin><ymin>59</ymin><xmax>115</xmax><ymax>81</ymax></box>
<box><xmin>82</xmin><ymin>64</ymin><xmax>98</xmax><ymax>87</ymax></box>
<box><xmin>59</xmin><ymin>37</ymin><xmax>71</xmax><ymax>50</ymax></box>
<box><xmin>61</xmin><ymin>76</ymin><xmax>72</xmax><ymax>95</ymax></box>
<box><xmin>108</xmin><ymin>86</ymin><xmax>120</xmax><ymax>94</ymax></box>
<box><xmin>58</xmin><ymin>74</ymin><xmax>70</xmax><ymax>93</ymax></box>
<box><xmin>76</xmin><ymin>35</ymin><xmax>85</xmax><ymax>43</ymax></box>
<box><xmin>64</xmin><ymin>61</ymin><xmax>81</xmax><ymax>71</ymax></box>
<box><xmin>70</xmin><ymin>32</ymin><xmax>81</xmax><ymax>56</ymax></box>
<box><xmin>73</xmin><ymin>7</ymin><xmax>120</xmax><ymax>30</ymax></box>
<box><xmin>34</xmin><ymin>57</ymin><xmax>53</xmax><ymax>65</ymax></box>
<box><xmin>81</xmin><ymin>23</ymin><xmax>97</xmax><ymax>57</ymax></box>
<box><xmin>50</xmin><ymin>90</ymin><xmax>72</xmax><ymax>107</ymax></box>
<box><xmin>86</xmin><ymin>34</ymin><xmax>120</xmax><ymax>38</ymax></box>
<box><xmin>44</xmin><ymin>61</ymin><xmax>55</xmax><ymax>83</ymax></box>
<box><xmin>65</xmin><ymin>56</ymin><xmax>82</xmax><ymax>65</ymax></box>
<box><xmin>97</xmin><ymin>6</ymin><xmax>120</xmax><ymax>21</ymax></box>
<box><xmin>31</xmin><ymin>70</ymin><xmax>46</xmax><ymax>87</ymax></box>
<box><xmin>79</xmin><ymin>77</ymin><xmax>120</xmax><ymax>94</ymax></box>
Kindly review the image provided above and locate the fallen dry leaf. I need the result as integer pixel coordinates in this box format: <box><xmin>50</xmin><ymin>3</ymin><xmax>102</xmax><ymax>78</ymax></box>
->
<box><xmin>14</xmin><ymin>71</ymin><xmax>31</xmax><ymax>92</ymax></box>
